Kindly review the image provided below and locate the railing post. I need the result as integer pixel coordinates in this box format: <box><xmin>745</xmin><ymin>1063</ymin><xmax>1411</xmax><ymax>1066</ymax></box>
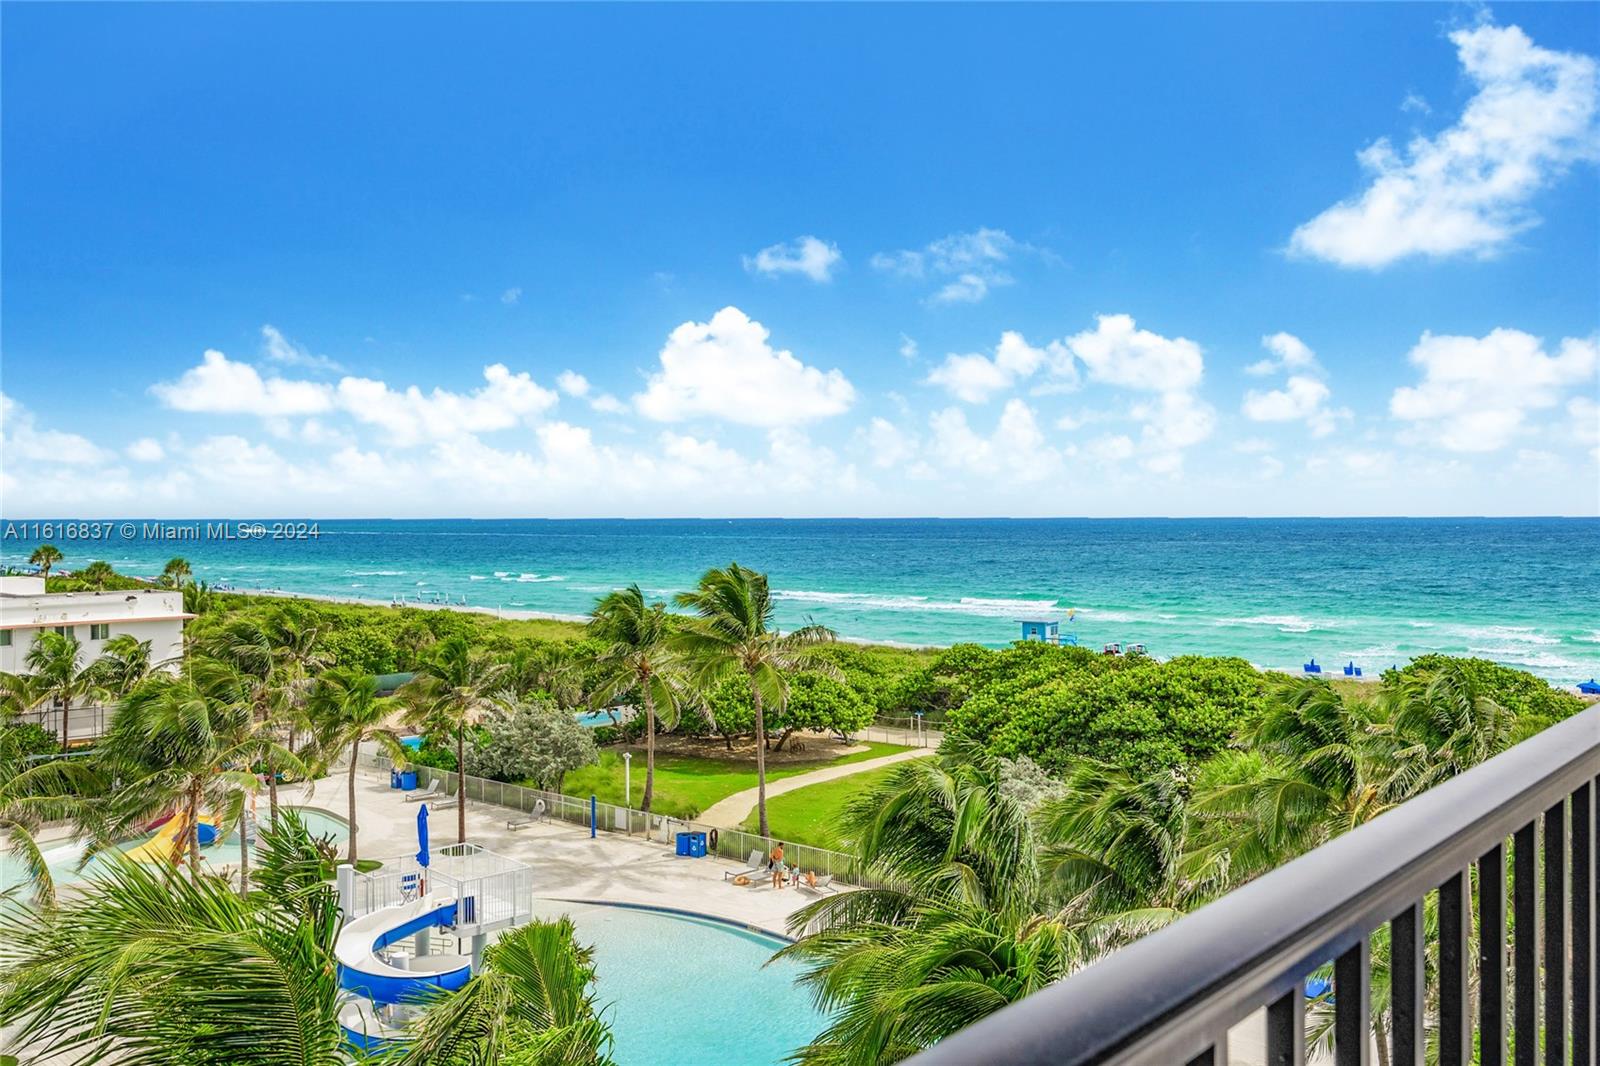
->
<box><xmin>1572</xmin><ymin>781</ymin><xmax>1594</xmax><ymax>1066</ymax></box>
<box><xmin>1546</xmin><ymin>800</ymin><xmax>1568</xmax><ymax>1066</ymax></box>
<box><xmin>1440</xmin><ymin>869</ymin><xmax>1471</xmax><ymax>1065</ymax></box>
<box><xmin>1334</xmin><ymin>936</ymin><xmax>1371</xmax><ymax>1066</ymax></box>
<box><xmin>1479</xmin><ymin>842</ymin><xmax>1508</xmax><ymax>1066</ymax></box>
<box><xmin>1392</xmin><ymin>902</ymin><xmax>1425</xmax><ymax>1066</ymax></box>
<box><xmin>1515</xmin><ymin>820</ymin><xmax>1541</xmax><ymax>1066</ymax></box>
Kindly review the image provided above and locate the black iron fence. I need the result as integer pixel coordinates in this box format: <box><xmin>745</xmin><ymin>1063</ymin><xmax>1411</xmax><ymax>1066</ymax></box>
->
<box><xmin>910</xmin><ymin>705</ymin><xmax>1599</xmax><ymax>1066</ymax></box>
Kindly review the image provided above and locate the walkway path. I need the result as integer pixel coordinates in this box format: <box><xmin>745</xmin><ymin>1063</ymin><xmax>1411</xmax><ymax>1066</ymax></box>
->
<box><xmin>697</xmin><ymin>746</ymin><xmax>937</xmax><ymax>829</ymax></box>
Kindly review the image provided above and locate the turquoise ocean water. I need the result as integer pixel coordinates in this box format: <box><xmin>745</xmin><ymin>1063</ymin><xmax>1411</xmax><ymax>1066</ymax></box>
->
<box><xmin>3</xmin><ymin>518</ymin><xmax>1596</xmax><ymax>684</ymax></box>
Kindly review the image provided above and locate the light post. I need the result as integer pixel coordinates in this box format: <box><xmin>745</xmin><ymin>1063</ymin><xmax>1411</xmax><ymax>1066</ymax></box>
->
<box><xmin>622</xmin><ymin>751</ymin><xmax>632</xmax><ymax>810</ymax></box>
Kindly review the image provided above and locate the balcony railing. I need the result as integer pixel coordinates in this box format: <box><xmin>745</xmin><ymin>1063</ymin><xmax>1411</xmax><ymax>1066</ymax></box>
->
<box><xmin>910</xmin><ymin>705</ymin><xmax>1598</xmax><ymax>1066</ymax></box>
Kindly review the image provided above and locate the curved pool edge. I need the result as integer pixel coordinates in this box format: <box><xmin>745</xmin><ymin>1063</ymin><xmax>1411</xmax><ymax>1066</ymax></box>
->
<box><xmin>536</xmin><ymin>896</ymin><xmax>796</xmax><ymax>943</ymax></box>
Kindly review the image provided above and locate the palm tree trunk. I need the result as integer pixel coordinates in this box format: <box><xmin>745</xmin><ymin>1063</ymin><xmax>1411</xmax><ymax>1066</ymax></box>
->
<box><xmin>187</xmin><ymin>784</ymin><xmax>202</xmax><ymax>883</ymax></box>
<box><xmin>347</xmin><ymin>738</ymin><xmax>361</xmax><ymax>865</ymax></box>
<box><xmin>752</xmin><ymin>683</ymin><xmax>769</xmax><ymax>838</ymax></box>
<box><xmin>238</xmin><ymin>801</ymin><xmax>251</xmax><ymax>895</ymax></box>
<box><xmin>641</xmin><ymin>686</ymin><xmax>657</xmax><ymax>814</ymax></box>
<box><xmin>60</xmin><ymin>698</ymin><xmax>71</xmax><ymax>751</ymax></box>
<box><xmin>266</xmin><ymin>771</ymin><xmax>279</xmax><ymax>828</ymax></box>
<box><xmin>456</xmin><ymin>727</ymin><xmax>467</xmax><ymax>844</ymax></box>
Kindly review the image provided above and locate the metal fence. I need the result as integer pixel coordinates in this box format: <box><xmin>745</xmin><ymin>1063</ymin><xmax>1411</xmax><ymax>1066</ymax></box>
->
<box><xmin>910</xmin><ymin>704</ymin><xmax>1600</xmax><ymax>1066</ymax></box>
<box><xmin>368</xmin><ymin>756</ymin><xmax>870</xmax><ymax>887</ymax></box>
<box><xmin>351</xmin><ymin>841</ymin><xmax>533</xmax><ymax>934</ymax></box>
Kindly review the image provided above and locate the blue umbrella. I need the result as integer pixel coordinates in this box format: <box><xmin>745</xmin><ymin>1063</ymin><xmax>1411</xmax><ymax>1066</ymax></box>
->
<box><xmin>417</xmin><ymin>803</ymin><xmax>431</xmax><ymax>869</ymax></box>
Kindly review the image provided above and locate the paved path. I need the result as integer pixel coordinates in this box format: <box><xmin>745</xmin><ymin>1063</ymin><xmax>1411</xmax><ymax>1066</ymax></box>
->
<box><xmin>697</xmin><ymin>746</ymin><xmax>937</xmax><ymax>829</ymax></box>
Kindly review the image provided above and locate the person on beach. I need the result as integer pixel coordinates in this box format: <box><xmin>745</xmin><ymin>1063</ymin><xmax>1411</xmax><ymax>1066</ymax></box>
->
<box><xmin>769</xmin><ymin>843</ymin><xmax>786</xmax><ymax>888</ymax></box>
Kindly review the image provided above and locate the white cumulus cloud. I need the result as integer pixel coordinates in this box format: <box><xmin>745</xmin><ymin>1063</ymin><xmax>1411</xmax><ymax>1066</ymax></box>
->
<box><xmin>871</xmin><ymin>228</ymin><xmax>1027</xmax><ymax>304</ymax></box>
<box><xmin>1390</xmin><ymin>328</ymin><xmax>1598</xmax><ymax>451</ymax></box>
<box><xmin>929</xmin><ymin>399</ymin><xmax>1059</xmax><ymax>482</ymax></box>
<box><xmin>126</xmin><ymin>437</ymin><xmax>166</xmax><ymax>462</ymax></box>
<box><xmin>152</xmin><ymin>350</ymin><xmax>335</xmax><ymax>416</ymax></box>
<box><xmin>1290</xmin><ymin>21</ymin><xmax>1600</xmax><ymax>268</ymax></box>
<box><xmin>744</xmin><ymin>236</ymin><xmax>842</xmax><ymax>282</ymax></box>
<box><xmin>0</xmin><ymin>393</ymin><xmax>115</xmax><ymax>466</ymax></box>
<box><xmin>634</xmin><ymin>306</ymin><xmax>855</xmax><ymax>427</ymax></box>
<box><xmin>925</xmin><ymin>331</ymin><xmax>1073</xmax><ymax>403</ymax></box>
<box><xmin>1241</xmin><ymin>333</ymin><xmax>1349</xmax><ymax>437</ymax></box>
<box><xmin>336</xmin><ymin>364</ymin><xmax>559</xmax><ymax>446</ymax></box>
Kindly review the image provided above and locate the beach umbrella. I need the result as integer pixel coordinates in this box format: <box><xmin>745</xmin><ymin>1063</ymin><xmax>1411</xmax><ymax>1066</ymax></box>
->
<box><xmin>417</xmin><ymin>803</ymin><xmax>431</xmax><ymax>869</ymax></box>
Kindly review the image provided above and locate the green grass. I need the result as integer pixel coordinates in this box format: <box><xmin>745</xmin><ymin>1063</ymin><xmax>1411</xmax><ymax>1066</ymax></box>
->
<box><xmin>544</xmin><ymin>742</ymin><xmax>909</xmax><ymax>819</ymax></box>
<box><xmin>740</xmin><ymin>762</ymin><xmax>908</xmax><ymax>850</ymax></box>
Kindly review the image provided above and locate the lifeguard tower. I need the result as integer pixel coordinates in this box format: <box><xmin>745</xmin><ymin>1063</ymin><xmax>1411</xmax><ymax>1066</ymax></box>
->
<box><xmin>1018</xmin><ymin>619</ymin><xmax>1060</xmax><ymax>644</ymax></box>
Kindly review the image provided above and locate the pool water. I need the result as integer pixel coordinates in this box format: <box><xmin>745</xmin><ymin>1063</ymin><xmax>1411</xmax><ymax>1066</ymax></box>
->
<box><xmin>0</xmin><ymin>806</ymin><xmax>350</xmax><ymax>894</ymax></box>
<box><xmin>573</xmin><ymin>710</ymin><xmax>620</xmax><ymax>728</ymax></box>
<box><xmin>528</xmin><ymin>900</ymin><xmax>827</xmax><ymax>1065</ymax></box>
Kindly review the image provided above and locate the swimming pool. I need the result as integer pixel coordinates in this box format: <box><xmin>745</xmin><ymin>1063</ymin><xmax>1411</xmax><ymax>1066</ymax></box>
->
<box><xmin>528</xmin><ymin>900</ymin><xmax>827</xmax><ymax>1065</ymax></box>
<box><xmin>0</xmin><ymin>806</ymin><xmax>350</xmax><ymax>894</ymax></box>
<box><xmin>573</xmin><ymin>710</ymin><xmax>620</xmax><ymax>728</ymax></box>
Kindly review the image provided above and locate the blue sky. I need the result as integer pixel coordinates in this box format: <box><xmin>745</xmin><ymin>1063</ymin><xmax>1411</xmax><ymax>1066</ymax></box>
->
<box><xmin>2</xmin><ymin>2</ymin><xmax>1597</xmax><ymax>518</ymax></box>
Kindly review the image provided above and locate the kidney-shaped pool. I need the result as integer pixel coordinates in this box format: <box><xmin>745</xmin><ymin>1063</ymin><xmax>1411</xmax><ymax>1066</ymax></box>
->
<box><xmin>529</xmin><ymin>899</ymin><xmax>828</xmax><ymax>1066</ymax></box>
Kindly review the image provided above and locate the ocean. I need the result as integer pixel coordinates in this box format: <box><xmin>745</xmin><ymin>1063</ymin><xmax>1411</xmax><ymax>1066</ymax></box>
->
<box><xmin>3</xmin><ymin>518</ymin><xmax>1596</xmax><ymax>684</ymax></box>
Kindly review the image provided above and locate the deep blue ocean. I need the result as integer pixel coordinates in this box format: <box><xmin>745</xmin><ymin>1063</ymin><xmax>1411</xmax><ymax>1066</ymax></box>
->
<box><xmin>3</xmin><ymin>518</ymin><xmax>1596</xmax><ymax>684</ymax></box>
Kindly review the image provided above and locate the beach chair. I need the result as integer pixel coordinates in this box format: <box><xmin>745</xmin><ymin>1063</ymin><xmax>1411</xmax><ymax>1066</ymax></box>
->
<box><xmin>796</xmin><ymin>874</ymin><xmax>836</xmax><ymax>897</ymax></box>
<box><xmin>507</xmin><ymin>799</ymin><xmax>550</xmax><ymax>831</ymax></box>
<box><xmin>723</xmin><ymin>848</ymin><xmax>766</xmax><ymax>882</ymax></box>
<box><xmin>432</xmin><ymin>790</ymin><xmax>461</xmax><ymax>810</ymax></box>
<box><xmin>403</xmin><ymin>780</ymin><xmax>441</xmax><ymax>804</ymax></box>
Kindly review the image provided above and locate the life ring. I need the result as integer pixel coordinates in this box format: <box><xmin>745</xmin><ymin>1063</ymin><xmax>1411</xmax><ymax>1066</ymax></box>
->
<box><xmin>707</xmin><ymin>828</ymin><xmax>719</xmax><ymax>852</ymax></box>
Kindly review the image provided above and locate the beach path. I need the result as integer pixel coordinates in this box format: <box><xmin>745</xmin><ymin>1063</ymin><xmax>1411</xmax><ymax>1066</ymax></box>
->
<box><xmin>697</xmin><ymin>745</ymin><xmax>938</xmax><ymax>829</ymax></box>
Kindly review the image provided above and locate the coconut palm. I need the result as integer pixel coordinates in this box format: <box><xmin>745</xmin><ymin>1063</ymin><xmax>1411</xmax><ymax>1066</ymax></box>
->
<box><xmin>504</xmin><ymin>641</ymin><xmax>588</xmax><ymax>710</ymax></box>
<box><xmin>588</xmin><ymin>585</ymin><xmax>680</xmax><ymax>814</ymax></box>
<box><xmin>780</xmin><ymin>743</ymin><xmax>1081</xmax><ymax>1063</ymax></box>
<box><xmin>310</xmin><ymin>669</ymin><xmax>408</xmax><ymax>866</ymax></box>
<box><xmin>0</xmin><ymin>678</ymin><xmax>102</xmax><ymax>908</ymax></box>
<box><xmin>27</xmin><ymin>543</ymin><xmax>62</xmax><ymax>580</ymax></box>
<box><xmin>1377</xmin><ymin>660</ymin><xmax>1515</xmax><ymax>797</ymax></box>
<box><xmin>79</xmin><ymin>560</ymin><xmax>115</xmax><ymax>590</ymax></box>
<box><xmin>91</xmin><ymin>672</ymin><xmax>278</xmax><ymax>881</ymax></box>
<box><xmin>23</xmin><ymin>630</ymin><xmax>102</xmax><ymax>750</ymax></box>
<box><xmin>393</xmin><ymin>915</ymin><xmax>615</xmax><ymax>1065</ymax></box>
<box><xmin>88</xmin><ymin>633</ymin><xmax>156</xmax><ymax>698</ymax></box>
<box><xmin>161</xmin><ymin>557</ymin><xmax>193</xmax><ymax>588</ymax></box>
<box><xmin>673</xmin><ymin>563</ymin><xmax>836</xmax><ymax>837</ymax></box>
<box><xmin>183</xmin><ymin>579</ymin><xmax>215</xmax><ymax>618</ymax></box>
<box><xmin>403</xmin><ymin>635</ymin><xmax>507</xmax><ymax>843</ymax></box>
<box><xmin>0</xmin><ymin>848</ymin><xmax>346</xmax><ymax>1066</ymax></box>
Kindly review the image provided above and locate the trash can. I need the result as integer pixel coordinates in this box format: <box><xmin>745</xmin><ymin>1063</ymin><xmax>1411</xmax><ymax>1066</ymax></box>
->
<box><xmin>687</xmin><ymin>831</ymin><xmax>707</xmax><ymax>858</ymax></box>
<box><xmin>675</xmin><ymin>831</ymin><xmax>691</xmax><ymax>856</ymax></box>
<box><xmin>400</xmin><ymin>770</ymin><xmax>418</xmax><ymax>791</ymax></box>
<box><xmin>390</xmin><ymin>769</ymin><xmax>402</xmax><ymax>789</ymax></box>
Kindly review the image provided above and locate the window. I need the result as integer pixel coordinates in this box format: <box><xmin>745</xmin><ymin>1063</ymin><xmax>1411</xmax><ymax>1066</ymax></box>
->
<box><xmin>52</xmin><ymin>625</ymin><xmax>75</xmax><ymax>638</ymax></box>
<box><xmin>0</xmin><ymin>630</ymin><xmax>11</xmax><ymax>647</ymax></box>
<box><xmin>90</xmin><ymin>623</ymin><xmax>111</xmax><ymax>640</ymax></box>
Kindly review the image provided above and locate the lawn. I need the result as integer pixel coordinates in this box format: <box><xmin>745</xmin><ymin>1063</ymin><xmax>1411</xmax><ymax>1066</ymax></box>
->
<box><xmin>739</xmin><ymin>762</ymin><xmax>907</xmax><ymax>850</ymax></box>
<box><xmin>546</xmin><ymin>742</ymin><xmax>909</xmax><ymax>819</ymax></box>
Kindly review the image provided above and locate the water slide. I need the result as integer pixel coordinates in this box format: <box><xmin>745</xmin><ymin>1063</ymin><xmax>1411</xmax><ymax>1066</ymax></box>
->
<box><xmin>121</xmin><ymin>812</ymin><xmax>219</xmax><ymax>864</ymax></box>
<box><xmin>335</xmin><ymin>891</ymin><xmax>472</xmax><ymax>1050</ymax></box>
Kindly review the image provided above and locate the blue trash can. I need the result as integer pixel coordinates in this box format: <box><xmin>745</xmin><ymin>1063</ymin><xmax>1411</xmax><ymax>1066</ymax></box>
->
<box><xmin>390</xmin><ymin>769</ymin><xmax>402</xmax><ymax>789</ymax></box>
<box><xmin>687</xmin><ymin>831</ymin><xmax>707</xmax><ymax>858</ymax></box>
<box><xmin>400</xmin><ymin>770</ymin><xmax>418</xmax><ymax>791</ymax></box>
<box><xmin>675</xmin><ymin>832</ymin><xmax>692</xmax><ymax>856</ymax></box>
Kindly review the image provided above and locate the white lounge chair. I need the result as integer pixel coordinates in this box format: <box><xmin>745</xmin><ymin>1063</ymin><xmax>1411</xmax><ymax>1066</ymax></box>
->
<box><xmin>507</xmin><ymin>799</ymin><xmax>549</xmax><ymax>830</ymax></box>
<box><xmin>723</xmin><ymin>848</ymin><xmax>766</xmax><ymax>882</ymax></box>
<box><xmin>403</xmin><ymin>780</ymin><xmax>441</xmax><ymax>804</ymax></box>
<box><xmin>796</xmin><ymin>873</ymin><xmax>837</xmax><ymax>896</ymax></box>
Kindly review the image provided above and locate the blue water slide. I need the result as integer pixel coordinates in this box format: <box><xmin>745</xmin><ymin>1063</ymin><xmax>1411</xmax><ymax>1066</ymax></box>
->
<box><xmin>336</xmin><ymin>892</ymin><xmax>472</xmax><ymax>1010</ymax></box>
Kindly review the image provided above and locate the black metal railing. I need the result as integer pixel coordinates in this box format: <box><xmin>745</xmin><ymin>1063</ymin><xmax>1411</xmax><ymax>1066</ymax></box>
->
<box><xmin>910</xmin><ymin>705</ymin><xmax>1598</xmax><ymax>1066</ymax></box>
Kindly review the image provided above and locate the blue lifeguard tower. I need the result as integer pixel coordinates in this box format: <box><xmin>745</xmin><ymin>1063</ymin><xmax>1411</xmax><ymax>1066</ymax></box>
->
<box><xmin>1019</xmin><ymin>619</ymin><xmax>1059</xmax><ymax>644</ymax></box>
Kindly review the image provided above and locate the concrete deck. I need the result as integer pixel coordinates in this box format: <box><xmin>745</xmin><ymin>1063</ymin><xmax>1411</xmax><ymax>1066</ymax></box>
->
<box><xmin>282</xmin><ymin>767</ymin><xmax>819</xmax><ymax>938</ymax></box>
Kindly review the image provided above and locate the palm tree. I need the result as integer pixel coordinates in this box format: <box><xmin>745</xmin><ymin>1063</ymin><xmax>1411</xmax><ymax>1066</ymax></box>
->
<box><xmin>79</xmin><ymin>560</ymin><xmax>115</xmax><ymax>590</ymax></box>
<box><xmin>92</xmin><ymin>672</ymin><xmax>273</xmax><ymax>881</ymax></box>
<box><xmin>88</xmin><ymin>633</ymin><xmax>156</xmax><ymax>698</ymax></box>
<box><xmin>0</xmin><ymin>847</ymin><xmax>346</xmax><ymax>1065</ymax></box>
<box><xmin>403</xmin><ymin>635</ymin><xmax>507</xmax><ymax>843</ymax></box>
<box><xmin>311</xmin><ymin>669</ymin><xmax>408</xmax><ymax>866</ymax></box>
<box><xmin>588</xmin><ymin>585</ymin><xmax>680</xmax><ymax>814</ymax></box>
<box><xmin>23</xmin><ymin>630</ymin><xmax>102</xmax><ymax>750</ymax></box>
<box><xmin>183</xmin><ymin>579</ymin><xmax>215</xmax><ymax>619</ymax></box>
<box><xmin>28</xmin><ymin>543</ymin><xmax>62</xmax><ymax>580</ymax></box>
<box><xmin>673</xmin><ymin>563</ymin><xmax>836</xmax><ymax>837</ymax></box>
<box><xmin>161</xmin><ymin>557</ymin><xmax>193</xmax><ymax>588</ymax></box>
<box><xmin>780</xmin><ymin>743</ymin><xmax>1081</xmax><ymax>1062</ymax></box>
<box><xmin>394</xmin><ymin>916</ymin><xmax>615</xmax><ymax>1065</ymax></box>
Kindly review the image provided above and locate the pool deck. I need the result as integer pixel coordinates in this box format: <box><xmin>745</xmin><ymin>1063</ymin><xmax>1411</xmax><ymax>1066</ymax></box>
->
<box><xmin>279</xmin><ymin>767</ymin><xmax>819</xmax><ymax>939</ymax></box>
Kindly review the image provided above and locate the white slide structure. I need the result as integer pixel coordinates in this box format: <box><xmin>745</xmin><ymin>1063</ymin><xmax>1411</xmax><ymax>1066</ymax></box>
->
<box><xmin>336</xmin><ymin>891</ymin><xmax>473</xmax><ymax>1051</ymax></box>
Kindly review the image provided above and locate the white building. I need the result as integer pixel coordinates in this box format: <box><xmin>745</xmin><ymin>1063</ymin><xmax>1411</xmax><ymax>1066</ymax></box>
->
<box><xmin>0</xmin><ymin>575</ymin><xmax>191</xmax><ymax>743</ymax></box>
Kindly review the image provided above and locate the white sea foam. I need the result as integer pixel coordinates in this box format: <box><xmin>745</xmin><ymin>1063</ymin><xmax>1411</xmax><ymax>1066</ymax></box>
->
<box><xmin>344</xmin><ymin>569</ymin><xmax>405</xmax><ymax>577</ymax></box>
<box><xmin>513</xmin><ymin>573</ymin><xmax>565</xmax><ymax>583</ymax></box>
<box><xmin>1216</xmin><ymin>614</ymin><xmax>1324</xmax><ymax>634</ymax></box>
<box><xmin>1468</xmin><ymin>648</ymin><xmax>1585</xmax><ymax>671</ymax></box>
<box><xmin>774</xmin><ymin>589</ymin><xmax>1063</xmax><ymax>619</ymax></box>
<box><xmin>1574</xmin><ymin>631</ymin><xmax>1600</xmax><ymax>645</ymax></box>
<box><xmin>469</xmin><ymin>575</ymin><xmax>487</xmax><ymax>581</ymax></box>
<box><xmin>1449</xmin><ymin>625</ymin><xmax>1560</xmax><ymax>646</ymax></box>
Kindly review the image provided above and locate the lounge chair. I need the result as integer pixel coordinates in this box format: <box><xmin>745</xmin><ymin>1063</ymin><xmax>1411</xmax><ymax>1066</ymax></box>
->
<box><xmin>796</xmin><ymin>874</ymin><xmax>836</xmax><ymax>896</ymax></box>
<box><xmin>507</xmin><ymin>800</ymin><xmax>550</xmax><ymax>831</ymax></box>
<box><xmin>403</xmin><ymin>780</ymin><xmax>441</xmax><ymax>803</ymax></box>
<box><xmin>431</xmin><ymin>790</ymin><xmax>461</xmax><ymax>810</ymax></box>
<box><xmin>724</xmin><ymin>848</ymin><xmax>766</xmax><ymax>882</ymax></box>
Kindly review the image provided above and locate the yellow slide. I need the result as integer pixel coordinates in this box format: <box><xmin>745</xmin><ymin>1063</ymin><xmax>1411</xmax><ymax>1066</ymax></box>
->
<box><xmin>122</xmin><ymin>813</ymin><xmax>193</xmax><ymax>865</ymax></box>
